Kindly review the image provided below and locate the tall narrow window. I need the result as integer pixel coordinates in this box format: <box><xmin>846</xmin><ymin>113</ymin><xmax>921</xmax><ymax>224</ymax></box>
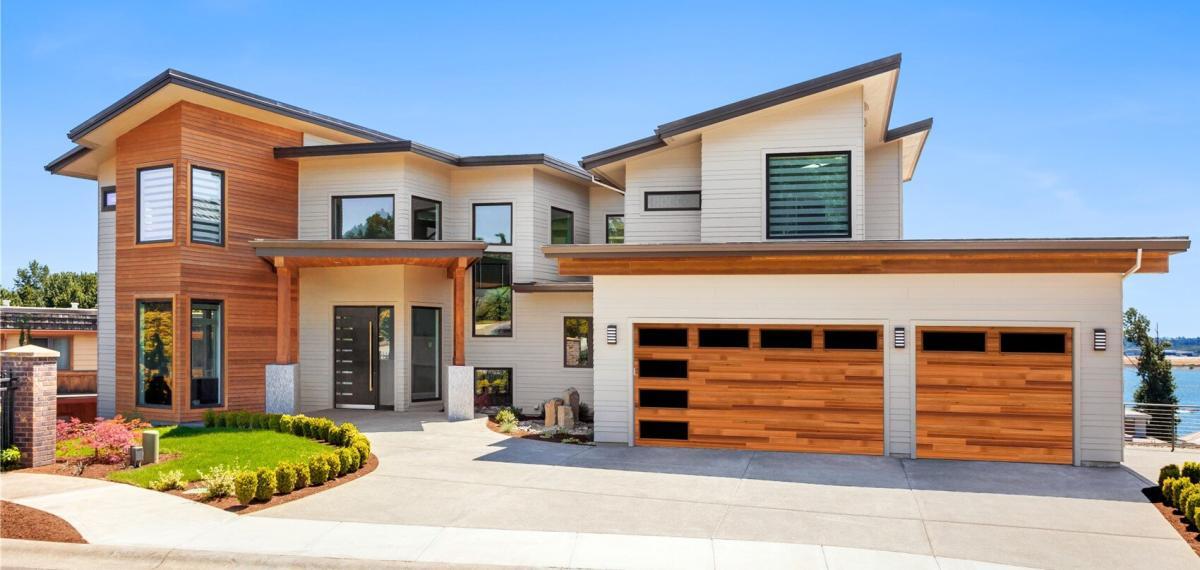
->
<box><xmin>333</xmin><ymin>195</ymin><xmax>394</xmax><ymax>239</ymax></box>
<box><xmin>31</xmin><ymin>337</ymin><xmax>71</xmax><ymax>370</ymax></box>
<box><xmin>411</xmin><ymin>196</ymin><xmax>441</xmax><ymax>240</ymax></box>
<box><xmin>190</xmin><ymin>301</ymin><xmax>222</xmax><ymax>407</ymax></box>
<box><xmin>564</xmin><ymin>317</ymin><xmax>593</xmax><ymax>368</ymax></box>
<box><xmin>138</xmin><ymin>300</ymin><xmax>173</xmax><ymax>407</ymax></box>
<box><xmin>766</xmin><ymin>152</ymin><xmax>850</xmax><ymax>239</ymax></box>
<box><xmin>551</xmin><ymin>207</ymin><xmax>574</xmax><ymax>244</ymax></box>
<box><xmin>473</xmin><ymin>203</ymin><xmax>512</xmax><ymax>245</ymax></box>
<box><xmin>191</xmin><ymin>167</ymin><xmax>224</xmax><ymax>245</ymax></box>
<box><xmin>473</xmin><ymin>252</ymin><xmax>512</xmax><ymax>336</ymax></box>
<box><xmin>606</xmin><ymin>215</ymin><xmax>624</xmax><ymax>244</ymax></box>
<box><xmin>138</xmin><ymin>166</ymin><xmax>174</xmax><ymax>243</ymax></box>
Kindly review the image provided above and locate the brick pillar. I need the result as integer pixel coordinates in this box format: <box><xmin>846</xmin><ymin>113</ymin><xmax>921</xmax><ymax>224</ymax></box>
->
<box><xmin>2</xmin><ymin>345</ymin><xmax>59</xmax><ymax>468</ymax></box>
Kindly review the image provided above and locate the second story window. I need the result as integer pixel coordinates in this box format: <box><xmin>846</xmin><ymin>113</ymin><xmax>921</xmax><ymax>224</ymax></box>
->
<box><xmin>473</xmin><ymin>252</ymin><xmax>512</xmax><ymax>337</ymax></box>
<box><xmin>606</xmin><ymin>215</ymin><xmax>624</xmax><ymax>244</ymax></box>
<box><xmin>100</xmin><ymin>186</ymin><xmax>116</xmax><ymax>212</ymax></box>
<box><xmin>333</xmin><ymin>195</ymin><xmax>394</xmax><ymax>239</ymax></box>
<box><xmin>190</xmin><ymin>167</ymin><xmax>224</xmax><ymax>245</ymax></box>
<box><xmin>766</xmin><ymin>152</ymin><xmax>850</xmax><ymax>239</ymax></box>
<box><xmin>473</xmin><ymin>203</ymin><xmax>512</xmax><ymax>245</ymax></box>
<box><xmin>137</xmin><ymin>165</ymin><xmax>174</xmax><ymax>243</ymax></box>
<box><xmin>412</xmin><ymin>196</ymin><xmax>441</xmax><ymax>240</ymax></box>
<box><xmin>550</xmin><ymin>207</ymin><xmax>573</xmax><ymax>244</ymax></box>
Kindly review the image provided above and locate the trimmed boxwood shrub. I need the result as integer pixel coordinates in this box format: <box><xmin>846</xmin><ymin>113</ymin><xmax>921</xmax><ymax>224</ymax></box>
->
<box><xmin>1161</xmin><ymin>464</ymin><xmax>1182</xmax><ymax>486</ymax></box>
<box><xmin>324</xmin><ymin>453</ymin><xmax>341</xmax><ymax>478</ymax></box>
<box><xmin>1181</xmin><ymin>485</ymin><xmax>1200</xmax><ymax>516</ymax></box>
<box><xmin>279</xmin><ymin>415</ymin><xmax>294</xmax><ymax>434</ymax></box>
<box><xmin>328</xmin><ymin>426</ymin><xmax>344</xmax><ymax>446</ymax></box>
<box><xmin>339</xmin><ymin>447</ymin><xmax>357</xmax><ymax>473</ymax></box>
<box><xmin>291</xmin><ymin>415</ymin><xmax>307</xmax><ymax>437</ymax></box>
<box><xmin>203</xmin><ymin>409</ymin><xmax>217</xmax><ymax>428</ymax></box>
<box><xmin>309</xmin><ymin>455</ymin><xmax>329</xmax><ymax>485</ymax></box>
<box><xmin>1174</xmin><ymin>479</ymin><xmax>1193</xmax><ymax>508</ymax></box>
<box><xmin>214</xmin><ymin>412</ymin><xmax>227</xmax><ymax>428</ymax></box>
<box><xmin>293</xmin><ymin>462</ymin><xmax>310</xmax><ymax>489</ymax></box>
<box><xmin>1184</xmin><ymin>461</ymin><xmax>1200</xmax><ymax>483</ymax></box>
<box><xmin>1164</xmin><ymin>477</ymin><xmax>1180</xmax><ymax>506</ymax></box>
<box><xmin>353</xmin><ymin>441</ymin><xmax>370</xmax><ymax>466</ymax></box>
<box><xmin>276</xmin><ymin>463</ymin><xmax>297</xmax><ymax>494</ymax></box>
<box><xmin>254</xmin><ymin>467</ymin><xmax>276</xmax><ymax>501</ymax></box>
<box><xmin>239</xmin><ymin>411</ymin><xmax>254</xmax><ymax>429</ymax></box>
<box><xmin>234</xmin><ymin>471</ymin><xmax>257</xmax><ymax>505</ymax></box>
<box><xmin>268</xmin><ymin>414</ymin><xmax>281</xmax><ymax>432</ymax></box>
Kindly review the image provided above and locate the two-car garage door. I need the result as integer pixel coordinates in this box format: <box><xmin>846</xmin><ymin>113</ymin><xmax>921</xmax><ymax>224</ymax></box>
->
<box><xmin>632</xmin><ymin>323</ymin><xmax>1074</xmax><ymax>464</ymax></box>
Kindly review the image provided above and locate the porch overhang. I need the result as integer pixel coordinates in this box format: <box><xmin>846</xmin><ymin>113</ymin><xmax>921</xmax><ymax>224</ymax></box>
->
<box><xmin>542</xmin><ymin>237</ymin><xmax>1190</xmax><ymax>276</ymax></box>
<box><xmin>252</xmin><ymin>239</ymin><xmax>487</xmax><ymax>269</ymax></box>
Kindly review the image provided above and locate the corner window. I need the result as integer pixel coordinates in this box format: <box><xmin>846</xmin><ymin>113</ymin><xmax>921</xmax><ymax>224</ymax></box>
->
<box><xmin>473</xmin><ymin>252</ymin><xmax>512</xmax><ymax>337</ymax></box>
<box><xmin>411</xmin><ymin>196</ymin><xmax>441</xmax><ymax>240</ymax></box>
<box><xmin>766</xmin><ymin>152</ymin><xmax>850</xmax><ymax>239</ymax></box>
<box><xmin>100</xmin><ymin>186</ymin><xmax>116</xmax><ymax>212</ymax></box>
<box><xmin>473</xmin><ymin>203</ymin><xmax>512</xmax><ymax>245</ymax></box>
<box><xmin>137</xmin><ymin>166</ymin><xmax>174</xmax><ymax>243</ymax></box>
<box><xmin>474</xmin><ymin>368</ymin><xmax>512</xmax><ymax>409</ymax></box>
<box><xmin>551</xmin><ymin>207</ymin><xmax>574</xmax><ymax>245</ymax></box>
<box><xmin>190</xmin><ymin>167</ymin><xmax>224</xmax><ymax>245</ymax></box>
<box><xmin>645</xmin><ymin>191</ymin><xmax>700</xmax><ymax>211</ymax></box>
<box><xmin>333</xmin><ymin>195</ymin><xmax>394</xmax><ymax>239</ymax></box>
<box><xmin>606</xmin><ymin>215</ymin><xmax>624</xmax><ymax>244</ymax></box>
<box><xmin>190</xmin><ymin>301</ymin><xmax>222</xmax><ymax>408</ymax></box>
<box><xmin>30</xmin><ymin>337</ymin><xmax>71</xmax><ymax>370</ymax></box>
<box><xmin>564</xmin><ymin>317</ymin><xmax>593</xmax><ymax>368</ymax></box>
<box><xmin>137</xmin><ymin>300</ymin><xmax>173</xmax><ymax>407</ymax></box>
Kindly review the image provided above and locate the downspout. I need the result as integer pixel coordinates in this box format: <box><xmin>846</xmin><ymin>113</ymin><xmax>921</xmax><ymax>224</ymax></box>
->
<box><xmin>1122</xmin><ymin>248</ymin><xmax>1143</xmax><ymax>279</ymax></box>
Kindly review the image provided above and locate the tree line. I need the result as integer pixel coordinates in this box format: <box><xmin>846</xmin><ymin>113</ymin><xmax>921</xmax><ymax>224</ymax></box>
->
<box><xmin>0</xmin><ymin>260</ymin><xmax>97</xmax><ymax>308</ymax></box>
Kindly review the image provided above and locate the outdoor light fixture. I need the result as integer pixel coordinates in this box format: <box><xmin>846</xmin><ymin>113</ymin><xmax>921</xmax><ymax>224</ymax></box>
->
<box><xmin>607</xmin><ymin>324</ymin><xmax>618</xmax><ymax>345</ymax></box>
<box><xmin>1093</xmin><ymin>328</ymin><xmax>1107</xmax><ymax>351</ymax></box>
<box><xmin>893</xmin><ymin>326</ymin><xmax>906</xmax><ymax>349</ymax></box>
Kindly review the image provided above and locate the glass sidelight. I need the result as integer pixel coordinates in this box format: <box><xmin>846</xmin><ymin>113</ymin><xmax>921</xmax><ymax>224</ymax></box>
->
<box><xmin>411</xmin><ymin>307</ymin><xmax>441</xmax><ymax>401</ymax></box>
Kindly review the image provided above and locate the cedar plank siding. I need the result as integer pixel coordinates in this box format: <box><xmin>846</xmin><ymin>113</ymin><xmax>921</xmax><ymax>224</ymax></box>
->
<box><xmin>115</xmin><ymin>101</ymin><xmax>301</xmax><ymax>422</ymax></box>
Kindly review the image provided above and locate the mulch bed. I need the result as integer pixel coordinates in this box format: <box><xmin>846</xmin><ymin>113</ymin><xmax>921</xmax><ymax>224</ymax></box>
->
<box><xmin>167</xmin><ymin>454</ymin><xmax>378</xmax><ymax>515</ymax></box>
<box><xmin>24</xmin><ymin>453</ymin><xmax>181</xmax><ymax>479</ymax></box>
<box><xmin>0</xmin><ymin>501</ymin><xmax>87</xmax><ymax>544</ymax></box>
<box><xmin>486</xmin><ymin>418</ymin><xmax>593</xmax><ymax>444</ymax></box>
<box><xmin>1143</xmin><ymin>486</ymin><xmax>1200</xmax><ymax>557</ymax></box>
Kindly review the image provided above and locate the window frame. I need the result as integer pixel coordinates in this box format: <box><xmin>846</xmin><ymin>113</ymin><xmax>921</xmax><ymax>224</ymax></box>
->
<box><xmin>563</xmin><ymin>316</ymin><xmax>594</xmax><ymax>368</ymax></box>
<box><xmin>644</xmin><ymin>191</ymin><xmax>701</xmax><ymax>212</ymax></box>
<box><xmin>189</xmin><ymin>299</ymin><xmax>225</xmax><ymax>409</ymax></box>
<box><xmin>550</xmin><ymin>207</ymin><xmax>574</xmax><ymax>245</ymax></box>
<box><xmin>473</xmin><ymin>367</ymin><xmax>514</xmax><ymax>408</ymax></box>
<box><xmin>331</xmin><ymin>194</ymin><xmax>396</xmax><ymax>240</ymax></box>
<box><xmin>189</xmin><ymin>165</ymin><xmax>226</xmax><ymax>247</ymax></box>
<box><xmin>136</xmin><ymin>298</ymin><xmax>174</xmax><ymax>409</ymax></box>
<box><xmin>100</xmin><ymin>185</ymin><xmax>116</xmax><ymax>212</ymax></box>
<box><xmin>410</xmin><ymin>195</ymin><xmax>443</xmax><ymax>240</ymax></box>
<box><xmin>30</xmin><ymin>336</ymin><xmax>72</xmax><ymax>370</ymax></box>
<box><xmin>136</xmin><ymin>164</ymin><xmax>175</xmax><ymax>245</ymax></box>
<box><xmin>764</xmin><ymin>150</ymin><xmax>852</xmax><ymax>240</ymax></box>
<box><xmin>472</xmin><ymin>251</ymin><xmax>513</xmax><ymax>338</ymax></box>
<box><xmin>605</xmin><ymin>214</ymin><xmax>624</xmax><ymax>244</ymax></box>
<box><xmin>472</xmin><ymin>202</ymin><xmax>514</xmax><ymax>245</ymax></box>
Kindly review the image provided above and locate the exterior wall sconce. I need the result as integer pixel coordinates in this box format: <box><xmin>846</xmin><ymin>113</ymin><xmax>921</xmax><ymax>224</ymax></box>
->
<box><xmin>607</xmin><ymin>324</ymin><xmax>618</xmax><ymax>345</ymax></box>
<box><xmin>1093</xmin><ymin>328</ymin><xmax>1107</xmax><ymax>351</ymax></box>
<box><xmin>893</xmin><ymin>326</ymin><xmax>906</xmax><ymax>349</ymax></box>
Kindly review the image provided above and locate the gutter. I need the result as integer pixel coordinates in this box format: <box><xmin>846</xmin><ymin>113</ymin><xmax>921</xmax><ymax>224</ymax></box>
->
<box><xmin>1122</xmin><ymin>248</ymin><xmax>1144</xmax><ymax>279</ymax></box>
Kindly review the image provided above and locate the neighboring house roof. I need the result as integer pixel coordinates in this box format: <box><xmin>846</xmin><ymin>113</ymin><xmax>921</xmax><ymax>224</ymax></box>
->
<box><xmin>0</xmin><ymin>306</ymin><xmax>98</xmax><ymax>332</ymax></box>
<box><xmin>273</xmin><ymin>143</ymin><xmax>593</xmax><ymax>184</ymax></box>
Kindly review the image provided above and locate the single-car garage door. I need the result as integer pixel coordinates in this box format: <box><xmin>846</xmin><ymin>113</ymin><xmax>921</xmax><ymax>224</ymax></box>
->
<box><xmin>633</xmin><ymin>324</ymin><xmax>884</xmax><ymax>454</ymax></box>
<box><xmin>916</xmin><ymin>327</ymin><xmax>1073</xmax><ymax>464</ymax></box>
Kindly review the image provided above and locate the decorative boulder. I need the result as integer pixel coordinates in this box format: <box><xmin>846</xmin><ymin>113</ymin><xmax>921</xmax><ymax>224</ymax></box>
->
<box><xmin>544</xmin><ymin>398</ymin><xmax>563</xmax><ymax>428</ymax></box>
<box><xmin>557</xmin><ymin>405</ymin><xmax>576</xmax><ymax>430</ymax></box>
<box><xmin>561</xmin><ymin>387</ymin><xmax>580</xmax><ymax>419</ymax></box>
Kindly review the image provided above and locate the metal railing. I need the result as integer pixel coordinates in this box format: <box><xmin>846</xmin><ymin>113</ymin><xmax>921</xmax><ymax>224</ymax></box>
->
<box><xmin>0</xmin><ymin>376</ymin><xmax>13</xmax><ymax>450</ymax></box>
<box><xmin>1124</xmin><ymin>402</ymin><xmax>1200</xmax><ymax>451</ymax></box>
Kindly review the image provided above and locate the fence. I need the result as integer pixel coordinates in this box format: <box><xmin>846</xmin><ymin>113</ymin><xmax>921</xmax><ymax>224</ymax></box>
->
<box><xmin>1124</xmin><ymin>402</ymin><xmax>1200</xmax><ymax>451</ymax></box>
<box><xmin>0</xmin><ymin>375</ymin><xmax>13</xmax><ymax>450</ymax></box>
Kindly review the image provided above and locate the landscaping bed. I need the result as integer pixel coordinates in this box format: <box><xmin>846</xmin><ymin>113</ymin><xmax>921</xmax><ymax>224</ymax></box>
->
<box><xmin>1150</xmin><ymin>462</ymin><xmax>1200</xmax><ymax>556</ymax></box>
<box><xmin>486</xmin><ymin>410</ymin><xmax>594</xmax><ymax>445</ymax></box>
<box><xmin>0</xmin><ymin>501</ymin><xmax>86</xmax><ymax>544</ymax></box>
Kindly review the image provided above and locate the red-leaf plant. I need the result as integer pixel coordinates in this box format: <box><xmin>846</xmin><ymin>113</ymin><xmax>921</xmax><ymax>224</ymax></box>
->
<box><xmin>56</xmin><ymin>415</ymin><xmax>151</xmax><ymax>472</ymax></box>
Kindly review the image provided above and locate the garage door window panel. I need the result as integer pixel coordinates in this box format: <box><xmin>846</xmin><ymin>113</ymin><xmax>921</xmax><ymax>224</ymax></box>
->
<box><xmin>638</xmin><ymin>360</ymin><xmax>688</xmax><ymax>378</ymax></box>
<box><xmin>823</xmin><ymin>329</ymin><xmax>879</xmax><ymax>350</ymax></box>
<box><xmin>638</xmin><ymin>328</ymin><xmax>688</xmax><ymax>347</ymax></box>
<box><xmin>1000</xmin><ymin>332</ymin><xmax>1067</xmax><ymax>354</ymax></box>
<box><xmin>697</xmin><ymin>328</ymin><xmax>749</xmax><ymax>348</ymax></box>
<box><xmin>639</xmin><ymin>389</ymin><xmax>688</xmax><ymax>408</ymax></box>
<box><xmin>922</xmin><ymin>331</ymin><xmax>987</xmax><ymax>352</ymax></box>
<box><xmin>760</xmin><ymin>329</ymin><xmax>813</xmax><ymax>349</ymax></box>
<box><xmin>640</xmin><ymin>420</ymin><xmax>689</xmax><ymax>440</ymax></box>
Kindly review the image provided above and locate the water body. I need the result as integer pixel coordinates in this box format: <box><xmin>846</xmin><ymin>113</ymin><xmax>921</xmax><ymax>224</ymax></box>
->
<box><xmin>1124</xmin><ymin>365</ymin><xmax>1200</xmax><ymax>406</ymax></box>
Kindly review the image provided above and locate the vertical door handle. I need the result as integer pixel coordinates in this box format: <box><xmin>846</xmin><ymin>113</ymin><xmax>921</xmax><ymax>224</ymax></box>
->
<box><xmin>368</xmin><ymin>321</ymin><xmax>374</xmax><ymax>392</ymax></box>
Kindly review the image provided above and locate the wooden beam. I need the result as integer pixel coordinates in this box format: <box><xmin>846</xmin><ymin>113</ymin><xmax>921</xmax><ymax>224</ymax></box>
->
<box><xmin>275</xmin><ymin>259</ymin><xmax>293</xmax><ymax>363</ymax></box>
<box><xmin>452</xmin><ymin>259</ymin><xmax>467</xmax><ymax>366</ymax></box>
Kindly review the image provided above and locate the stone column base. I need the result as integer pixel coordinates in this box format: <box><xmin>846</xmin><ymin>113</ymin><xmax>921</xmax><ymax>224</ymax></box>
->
<box><xmin>265</xmin><ymin>364</ymin><xmax>299</xmax><ymax>414</ymax></box>
<box><xmin>446</xmin><ymin>365</ymin><xmax>475</xmax><ymax>421</ymax></box>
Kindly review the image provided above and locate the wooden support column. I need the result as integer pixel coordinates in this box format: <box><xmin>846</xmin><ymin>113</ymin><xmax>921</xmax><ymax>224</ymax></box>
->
<box><xmin>274</xmin><ymin>257</ymin><xmax>293</xmax><ymax>364</ymax></box>
<box><xmin>452</xmin><ymin>258</ymin><xmax>467</xmax><ymax>366</ymax></box>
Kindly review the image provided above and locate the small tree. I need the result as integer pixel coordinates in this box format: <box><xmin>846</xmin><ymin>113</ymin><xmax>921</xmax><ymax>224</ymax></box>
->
<box><xmin>1125</xmin><ymin>308</ymin><xmax>1176</xmax><ymax>440</ymax></box>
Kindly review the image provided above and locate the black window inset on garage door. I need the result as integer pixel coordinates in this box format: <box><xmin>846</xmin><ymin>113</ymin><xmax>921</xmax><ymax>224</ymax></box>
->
<box><xmin>638</xmin><ymin>360</ymin><xmax>688</xmax><ymax>378</ymax></box>
<box><xmin>638</xmin><ymin>328</ymin><xmax>688</xmax><ymax>347</ymax></box>
<box><xmin>824</xmin><ymin>330</ymin><xmax>878</xmax><ymax>350</ymax></box>
<box><xmin>639</xmin><ymin>389</ymin><xmax>688</xmax><ymax>408</ymax></box>
<box><xmin>1000</xmin><ymin>332</ymin><xmax>1067</xmax><ymax>354</ymax></box>
<box><xmin>761</xmin><ymin>329</ymin><xmax>813</xmax><ymax>349</ymax></box>
<box><xmin>922</xmin><ymin>331</ymin><xmax>986</xmax><ymax>352</ymax></box>
<box><xmin>640</xmin><ymin>420</ymin><xmax>688</xmax><ymax>440</ymax></box>
<box><xmin>698</xmin><ymin>328</ymin><xmax>749</xmax><ymax>348</ymax></box>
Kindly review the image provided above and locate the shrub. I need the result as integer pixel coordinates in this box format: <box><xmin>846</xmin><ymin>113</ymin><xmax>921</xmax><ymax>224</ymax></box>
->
<box><xmin>237</xmin><ymin>411</ymin><xmax>253</xmax><ymax>429</ymax></box>
<box><xmin>328</xmin><ymin>426</ymin><xmax>344</xmax><ymax>446</ymax></box>
<box><xmin>325</xmin><ymin>453</ymin><xmax>342</xmax><ymax>478</ymax></box>
<box><xmin>1186</xmin><ymin>492</ymin><xmax>1200</xmax><ymax>523</ymax></box>
<box><xmin>234</xmin><ymin>471</ymin><xmax>257</xmax><ymax>505</ymax></box>
<box><xmin>292</xmin><ymin>415</ymin><xmax>308</xmax><ymax>437</ymax></box>
<box><xmin>309</xmin><ymin>455</ymin><xmax>329</xmax><ymax>485</ymax></box>
<box><xmin>353</xmin><ymin>441</ymin><xmax>370</xmax><ymax>466</ymax></box>
<box><xmin>213</xmin><ymin>411</ymin><xmax>227</xmax><ymax>428</ymax></box>
<box><xmin>56</xmin><ymin>415</ymin><xmax>150</xmax><ymax>465</ymax></box>
<box><xmin>293</xmin><ymin>462</ymin><xmax>310</xmax><ymax>489</ymax></box>
<box><xmin>495</xmin><ymin>407</ymin><xmax>518</xmax><ymax>425</ymax></box>
<box><xmin>254</xmin><ymin>467</ymin><xmax>276</xmax><ymax>501</ymax></box>
<box><xmin>1160</xmin><ymin>464</ymin><xmax>1182</xmax><ymax>485</ymax></box>
<box><xmin>268</xmin><ymin>414</ymin><xmax>281</xmax><ymax>432</ymax></box>
<box><xmin>317</xmin><ymin>418</ymin><xmax>335</xmax><ymax>441</ymax></box>
<box><xmin>339</xmin><ymin>447</ymin><xmax>358</xmax><ymax>473</ymax></box>
<box><xmin>275</xmin><ymin>463</ymin><xmax>298</xmax><ymax>494</ymax></box>
<box><xmin>339</xmin><ymin>423</ymin><xmax>360</xmax><ymax>446</ymax></box>
<box><xmin>1174</xmin><ymin>480</ymin><xmax>1193</xmax><ymax>509</ymax></box>
<box><xmin>1</xmin><ymin>446</ymin><xmax>20</xmax><ymax>470</ymax></box>
<box><xmin>150</xmin><ymin>469</ymin><xmax>187</xmax><ymax>491</ymax></box>
<box><xmin>350</xmin><ymin>434</ymin><xmax>371</xmax><ymax>455</ymax></box>
<box><xmin>1181</xmin><ymin>486</ymin><xmax>1200</xmax><ymax>519</ymax></box>
<box><xmin>578</xmin><ymin>402</ymin><xmax>592</xmax><ymax>422</ymax></box>
<box><xmin>279</xmin><ymin>415</ymin><xmax>294</xmax><ymax>434</ymax></box>
<box><xmin>1190</xmin><ymin>496</ymin><xmax>1200</xmax><ymax>525</ymax></box>
<box><xmin>257</xmin><ymin>413</ymin><xmax>271</xmax><ymax>430</ymax></box>
<box><xmin>1184</xmin><ymin>462</ymin><xmax>1200</xmax><ymax>483</ymax></box>
<box><xmin>202</xmin><ymin>409</ymin><xmax>217</xmax><ymax>428</ymax></box>
<box><xmin>1163</xmin><ymin>477</ymin><xmax>1180</xmax><ymax>506</ymax></box>
<box><xmin>198</xmin><ymin>464</ymin><xmax>238</xmax><ymax>499</ymax></box>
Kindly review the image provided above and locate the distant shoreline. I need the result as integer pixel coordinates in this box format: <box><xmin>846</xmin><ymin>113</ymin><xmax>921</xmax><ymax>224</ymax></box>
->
<box><xmin>1124</xmin><ymin>355</ymin><xmax>1200</xmax><ymax>367</ymax></box>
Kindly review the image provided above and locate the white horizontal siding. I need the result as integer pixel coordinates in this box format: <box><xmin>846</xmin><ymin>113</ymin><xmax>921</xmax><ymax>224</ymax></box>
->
<box><xmin>297</xmin><ymin>156</ymin><xmax>405</xmax><ymax>240</ymax></box>
<box><xmin>865</xmin><ymin>141</ymin><xmax>903</xmax><ymax>240</ymax></box>
<box><xmin>532</xmin><ymin>171</ymin><xmax>590</xmax><ymax>283</ymax></box>
<box><xmin>589</xmin><ymin>187</ymin><xmax>625</xmax><ymax>244</ymax></box>
<box><xmin>97</xmin><ymin>159</ymin><xmax>117</xmax><ymax>417</ymax></box>
<box><xmin>591</xmin><ymin>273</ymin><xmax>1123</xmax><ymax>464</ymax></box>
<box><xmin>624</xmin><ymin>142</ymin><xmax>701</xmax><ymax>243</ymax></box>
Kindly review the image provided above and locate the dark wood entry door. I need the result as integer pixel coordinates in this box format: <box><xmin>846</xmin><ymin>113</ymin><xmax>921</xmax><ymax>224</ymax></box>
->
<box><xmin>334</xmin><ymin>307</ymin><xmax>380</xmax><ymax>409</ymax></box>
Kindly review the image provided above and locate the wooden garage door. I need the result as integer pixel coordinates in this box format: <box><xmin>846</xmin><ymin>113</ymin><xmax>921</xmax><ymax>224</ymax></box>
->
<box><xmin>916</xmin><ymin>327</ymin><xmax>1073</xmax><ymax>464</ymax></box>
<box><xmin>633</xmin><ymin>324</ymin><xmax>884</xmax><ymax>454</ymax></box>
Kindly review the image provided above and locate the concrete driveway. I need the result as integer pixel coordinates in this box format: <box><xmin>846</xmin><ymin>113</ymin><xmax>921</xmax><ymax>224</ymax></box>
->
<box><xmin>253</xmin><ymin>410</ymin><xmax>1197</xmax><ymax>570</ymax></box>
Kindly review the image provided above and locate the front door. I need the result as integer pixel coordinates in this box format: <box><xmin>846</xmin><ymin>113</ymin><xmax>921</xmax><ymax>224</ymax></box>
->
<box><xmin>411</xmin><ymin>306</ymin><xmax>441</xmax><ymax>401</ymax></box>
<box><xmin>333</xmin><ymin>306</ymin><xmax>384</xmax><ymax>409</ymax></box>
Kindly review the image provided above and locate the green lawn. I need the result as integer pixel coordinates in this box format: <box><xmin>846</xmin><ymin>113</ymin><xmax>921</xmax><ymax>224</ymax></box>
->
<box><xmin>107</xmin><ymin>426</ymin><xmax>333</xmax><ymax>488</ymax></box>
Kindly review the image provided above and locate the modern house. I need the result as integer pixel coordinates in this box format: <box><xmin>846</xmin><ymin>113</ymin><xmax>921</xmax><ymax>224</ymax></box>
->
<box><xmin>45</xmin><ymin>54</ymin><xmax>1189</xmax><ymax>465</ymax></box>
<box><xmin>0</xmin><ymin>303</ymin><xmax>100</xmax><ymax>418</ymax></box>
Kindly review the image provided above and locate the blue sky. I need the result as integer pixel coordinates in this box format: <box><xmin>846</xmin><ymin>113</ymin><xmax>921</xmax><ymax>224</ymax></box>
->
<box><xmin>2</xmin><ymin>1</ymin><xmax>1197</xmax><ymax>334</ymax></box>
